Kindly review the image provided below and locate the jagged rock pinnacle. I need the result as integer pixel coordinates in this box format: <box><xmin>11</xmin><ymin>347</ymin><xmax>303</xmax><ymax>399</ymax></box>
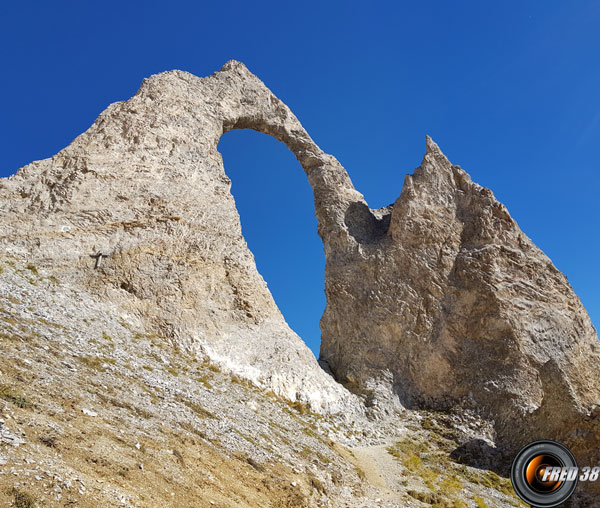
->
<box><xmin>220</xmin><ymin>59</ymin><xmax>250</xmax><ymax>72</ymax></box>
<box><xmin>425</xmin><ymin>134</ymin><xmax>442</xmax><ymax>154</ymax></box>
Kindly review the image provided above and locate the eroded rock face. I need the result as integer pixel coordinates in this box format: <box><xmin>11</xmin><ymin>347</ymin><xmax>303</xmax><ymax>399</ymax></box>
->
<box><xmin>0</xmin><ymin>60</ymin><xmax>363</xmax><ymax>414</ymax></box>
<box><xmin>318</xmin><ymin>137</ymin><xmax>600</xmax><ymax>457</ymax></box>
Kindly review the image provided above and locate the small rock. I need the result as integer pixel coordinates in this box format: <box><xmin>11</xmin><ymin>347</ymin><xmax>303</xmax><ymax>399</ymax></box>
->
<box><xmin>1</xmin><ymin>425</ymin><xmax>25</xmax><ymax>447</ymax></box>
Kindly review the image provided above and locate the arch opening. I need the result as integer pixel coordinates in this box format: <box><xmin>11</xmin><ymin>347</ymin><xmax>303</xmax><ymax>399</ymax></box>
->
<box><xmin>217</xmin><ymin>128</ymin><xmax>325</xmax><ymax>357</ymax></box>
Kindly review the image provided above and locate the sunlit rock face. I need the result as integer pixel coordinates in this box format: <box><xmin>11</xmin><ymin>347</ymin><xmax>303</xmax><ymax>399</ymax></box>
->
<box><xmin>0</xmin><ymin>61</ymin><xmax>363</xmax><ymax>415</ymax></box>
<box><xmin>318</xmin><ymin>136</ymin><xmax>600</xmax><ymax>458</ymax></box>
<box><xmin>2</xmin><ymin>60</ymin><xmax>599</xmax><ymax>463</ymax></box>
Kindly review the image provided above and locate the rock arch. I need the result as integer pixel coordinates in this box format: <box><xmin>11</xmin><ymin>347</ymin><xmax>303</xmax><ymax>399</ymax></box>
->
<box><xmin>212</xmin><ymin>60</ymin><xmax>370</xmax><ymax>249</ymax></box>
<box><xmin>205</xmin><ymin>62</ymin><xmax>600</xmax><ymax>465</ymax></box>
<box><xmin>0</xmin><ymin>60</ymin><xmax>370</xmax><ymax>414</ymax></box>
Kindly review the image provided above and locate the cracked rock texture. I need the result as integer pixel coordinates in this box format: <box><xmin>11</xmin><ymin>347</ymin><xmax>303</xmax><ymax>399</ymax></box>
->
<box><xmin>318</xmin><ymin>136</ymin><xmax>600</xmax><ymax>463</ymax></box>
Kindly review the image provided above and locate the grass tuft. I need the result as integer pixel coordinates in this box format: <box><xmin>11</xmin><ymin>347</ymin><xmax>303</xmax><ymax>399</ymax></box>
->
<box><xmin>0</xmin><ymin>384</ymin><xmax>32</xmax><ymax>408</ymax></box>
<box><xmin>12</xmin><ymin>488</ymin><xmax>37</xmax><ymax>508</ymax></box>
<box><xmin>473</xmin><ymin>495</ymin><xmax>490</xmax><ymax>508</ymax></box>
<box><xmin>25</xmin><ymin>264</ymin><xmax>38</xmax><ymax>276</ymax></box>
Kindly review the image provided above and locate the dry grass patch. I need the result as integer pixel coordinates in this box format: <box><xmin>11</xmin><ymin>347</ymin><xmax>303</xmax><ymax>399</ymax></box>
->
<box><xmin>181</xmin><ymin>398</ymin><xmax>216</xmax><ymax>419</ymax></box>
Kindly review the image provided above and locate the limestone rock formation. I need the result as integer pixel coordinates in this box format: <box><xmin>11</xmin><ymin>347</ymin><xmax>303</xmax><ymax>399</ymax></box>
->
<box><xmin>318</xmin><ymin>136</ymin><xmax>600</xmax><ymax>458</ymax></box>
<box><xmin>0</xmin><ymin>60</ymin><xmax>362</xmax><ymax>414</ymax></box>
<box><xmin>1</xmin><ymin>59</ymin><xmax>598</xmax><ymax>468</ymax></box>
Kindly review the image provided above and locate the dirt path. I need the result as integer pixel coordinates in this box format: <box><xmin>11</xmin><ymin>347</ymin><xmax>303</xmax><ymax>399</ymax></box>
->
<box><xmin>337</xmin><ymin>441</ymin><xmax>408</xmax><ymax>505</ymax></box>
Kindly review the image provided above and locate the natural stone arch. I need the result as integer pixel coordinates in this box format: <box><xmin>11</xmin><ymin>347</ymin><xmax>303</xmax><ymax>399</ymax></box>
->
<box><xmin>212</xmin><ymin>60</ymin><xmax>369</xmax><ymax>251</ymax></box>
<box><xmin>3</xmin><ymin>60</ymin><xmax>600</xmax><ymax>471</ymax></box>
<box><xmin>0</xmin><ymin>60</ymin><xmax>368</xmax><ymax>414</ymax></box>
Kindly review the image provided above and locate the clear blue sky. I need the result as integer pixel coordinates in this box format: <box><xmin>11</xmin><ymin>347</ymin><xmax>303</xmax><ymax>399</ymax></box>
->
<box><xmin>1</xmin><ymin>2</ymin><xmax>599</xmax><ymax>357</ymax></box>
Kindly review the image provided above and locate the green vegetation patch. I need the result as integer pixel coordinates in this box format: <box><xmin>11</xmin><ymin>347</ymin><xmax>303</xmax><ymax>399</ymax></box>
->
<box><xmin>389</xmin><ymin>431</ymin><xmax>519</xmax><ymax>507</ymax></box>
<box><xmin>473</xmin><ymin>495</ymin><xmax>490</xmax><ymax>508</ymax></box>
<box><xmin>0</xmin><ymin>384</ymin><xmax>32</xmax><ymax>408</ymax></box>
<box><xmin>459</xmin><ymin>465</ymin><xmax>514</xmax><ymax>496</ymax></box>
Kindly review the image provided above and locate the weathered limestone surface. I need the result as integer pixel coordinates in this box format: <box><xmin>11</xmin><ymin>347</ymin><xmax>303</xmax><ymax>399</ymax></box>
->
<box><xmin>0</xmin><ymin>61</ymin><xmax>363</xmax><ymax>414</ymax></box>
<box><xmin>318</xmin><ymin>137</ymin><xmax>600</xmax><ymax>459</ymax></box>
<box><xmin>1</xmin><ymin>60</ymin><xmax>599</xmax><ymax>464</ymax></box>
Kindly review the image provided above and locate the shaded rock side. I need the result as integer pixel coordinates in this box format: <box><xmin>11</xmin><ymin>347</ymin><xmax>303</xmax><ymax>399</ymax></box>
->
<box><xmin>319</xmin><ymin>136</ymin><xmax>600</xmax><ymax>458</ymax></box>
<box><xmin>0</xmin><ymin>60</ymin><xmax>363</xmax><ymax>414</ymax></box>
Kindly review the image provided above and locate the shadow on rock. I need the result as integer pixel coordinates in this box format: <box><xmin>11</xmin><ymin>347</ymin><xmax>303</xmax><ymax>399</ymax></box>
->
<box><xmin>450</xmin><ymin>439</ymin><xmax>509</xmax><ymax>476</ymax></box>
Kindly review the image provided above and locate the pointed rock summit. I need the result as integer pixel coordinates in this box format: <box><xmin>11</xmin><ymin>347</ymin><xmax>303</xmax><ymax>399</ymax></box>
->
<box><xmin>1</xmin><ymin>61</ymin><xmax>599</xmax><ymax>466</ymax></box>
<box><xmin>319</xmin><ymin>134</ymin><xmax>600</xmax><ymax>462</ymax></box>
<box><xmin>425</xmin><ymin>134</ymin><xmax>442</xmax><ymax>154</ymax></box>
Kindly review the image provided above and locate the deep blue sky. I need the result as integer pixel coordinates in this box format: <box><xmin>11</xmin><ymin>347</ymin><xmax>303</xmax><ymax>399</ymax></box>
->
<box><xmin>1</xmin><ymin>2</ymin><xmax>599</xmax><ymax>356</ymax></box>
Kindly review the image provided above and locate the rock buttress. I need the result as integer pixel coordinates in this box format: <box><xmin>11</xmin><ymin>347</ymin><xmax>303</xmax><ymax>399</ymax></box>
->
<box><xmin>319</xmin><ymin>136</ymin><xmax>600</xmax><ymax>459</ymax></box>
